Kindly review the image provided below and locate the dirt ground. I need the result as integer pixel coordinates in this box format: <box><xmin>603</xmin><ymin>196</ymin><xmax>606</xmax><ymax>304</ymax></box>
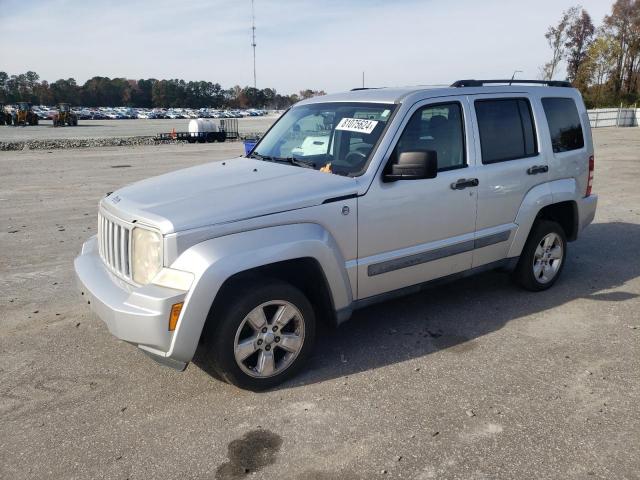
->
<box><xmin>0</xmin><ymin>128</ymin><xmax>639</xmax><ymax>480</ymax></box>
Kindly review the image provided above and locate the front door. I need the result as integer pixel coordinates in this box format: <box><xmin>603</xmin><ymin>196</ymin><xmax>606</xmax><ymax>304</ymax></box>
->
<box><xmin>357</xmin><ymin>98</ymin><xmax>479</xmax><ymax>299</ymax></box>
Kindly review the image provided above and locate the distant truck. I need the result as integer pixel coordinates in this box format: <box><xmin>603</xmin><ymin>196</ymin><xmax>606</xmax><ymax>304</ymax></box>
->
<box><xmin>52</xmin><ymin>103</ymin><xmax>78</xmax><ymax>127</ymax></box>
<box><xmin>156</xmin><ymin>118</ymin><xmax>239</xmax><ymax>143</ymax></box>
<box><xmin>12</xmin><ymin>102</ymin><xmax>39</xmax><ymax>126</ymax></box>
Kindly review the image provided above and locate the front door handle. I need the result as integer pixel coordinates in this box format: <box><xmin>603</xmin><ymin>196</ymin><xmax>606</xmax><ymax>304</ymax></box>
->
<box><xmin>527</xmin><ymin>165</ymin><xmax>549</xmax><ymax>175</ymax></box>
<box><xmin>450</xmin><ymin>178</ymin><xmax>479</xmax><ymax>190</ymax></box>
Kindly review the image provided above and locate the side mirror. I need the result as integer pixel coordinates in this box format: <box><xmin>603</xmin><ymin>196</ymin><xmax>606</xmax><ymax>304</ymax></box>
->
<box><xmin>384</xmin><ymin>150</ymin><xmax>438</xmax><ymax>182</ymax></box>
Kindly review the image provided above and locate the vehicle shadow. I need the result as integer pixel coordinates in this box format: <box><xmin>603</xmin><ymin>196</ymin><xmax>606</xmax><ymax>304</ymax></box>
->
<box><xmin>193</xmin><ymin>222</ymin><xmax>640</xmax><ymax>389</ymax></box>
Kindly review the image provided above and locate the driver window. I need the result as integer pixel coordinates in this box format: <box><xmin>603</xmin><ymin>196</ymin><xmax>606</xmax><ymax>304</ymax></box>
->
<box><xmin>396</xmin><ymin>102</ymin><xmax>466</xmax><ymax>171</ymax></box>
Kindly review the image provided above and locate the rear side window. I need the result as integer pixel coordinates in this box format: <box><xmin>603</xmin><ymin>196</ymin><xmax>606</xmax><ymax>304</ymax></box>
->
<box><xmin>541</xmin><ymin>97</ymin><xmax>584</xmax><ymax>153</ymax></box>
<box><xmin>475</xmin><ymin>98</ymin><xmax>538</xmax><ymax>164</ymax></box>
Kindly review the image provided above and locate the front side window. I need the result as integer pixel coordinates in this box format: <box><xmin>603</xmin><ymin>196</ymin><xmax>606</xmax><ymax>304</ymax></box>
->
<box><xmin>475</xmin><ymin>98</ymin><xmax>538</xmax><ymax>164</ymax></box>
<box><xmin>251</xmin><ymin>102</ymin><xmax>396</xmax><ymax>176</ymax></box>
<box><xmin>394</xmin><ymin>102</ymin><xmax>466</xmax><ymax>171</ymax></box>
<box><xmin>541</xmin><ymin>97</ymin><xmax>584</xmax><ymax>153</ymax></box>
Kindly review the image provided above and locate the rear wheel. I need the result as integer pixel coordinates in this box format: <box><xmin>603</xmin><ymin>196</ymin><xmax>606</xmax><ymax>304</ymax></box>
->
<box><xmin>512</xmin><ymin>220</ymin><xmax>566</xmax><ymax>291</ymax></box>
<box><xmin>203</xmin><ymin>279</ymin><xmax>316</xmax><ymax>391</ymax></box>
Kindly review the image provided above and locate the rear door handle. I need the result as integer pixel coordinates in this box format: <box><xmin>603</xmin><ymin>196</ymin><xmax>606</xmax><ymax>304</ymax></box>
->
<box><xmin>527</xmin><ymin>165</ymin><xmax>549</xmax><ymax>175</ymax></box>
<box><xmin>450</xmin><ymin>178</ymin><xmax>479</xmax><ymax>190</ymax></box>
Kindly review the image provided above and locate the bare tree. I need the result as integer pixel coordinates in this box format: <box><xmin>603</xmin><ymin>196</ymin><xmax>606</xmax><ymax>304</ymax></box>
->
<box><xmin>565</xmin><ymin>9</ymin><xmax>596</xmax><ymax>83</ymax></box>
<box><xmin>603</xmin><ymin>0</ymin><xmax>640</xmax><ymax>95</ymax></box>
<box><xmin>542</xmin><ymin>6</ymin><xmax>580</xmax><ymax>80</ymax></box>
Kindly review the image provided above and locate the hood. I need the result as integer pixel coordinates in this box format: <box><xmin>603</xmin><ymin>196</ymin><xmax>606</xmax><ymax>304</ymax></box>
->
<box><xmin>100</xmin><ymin>157</ymin><xmax>358</xmax><ymax>234</ymax></box>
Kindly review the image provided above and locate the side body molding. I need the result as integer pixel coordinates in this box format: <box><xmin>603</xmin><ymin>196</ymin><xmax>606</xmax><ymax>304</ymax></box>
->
<box><xmin>507</xmin><ymin>178</ymin><xmax>577</xmax><ymax>258</ymax></box>
<box><xmin>165</xmin><ymin>223</ymin><xmax>353</xmax><ymax>363</ymax></box>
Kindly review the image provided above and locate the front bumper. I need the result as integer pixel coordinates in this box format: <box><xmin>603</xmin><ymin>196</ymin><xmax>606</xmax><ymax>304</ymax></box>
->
<box><xmin>74</xmin><ymin>236</ymin><xmax>188</xmax><ymax>369</ymax></box>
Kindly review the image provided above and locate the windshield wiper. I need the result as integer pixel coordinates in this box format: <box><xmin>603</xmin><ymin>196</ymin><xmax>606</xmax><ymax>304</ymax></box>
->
<box><xmin>273</xmin><ymin>157</ymin><xmax>316</xmax><ymax>169</ymax></box>
<box><xmin>248</xmin><ymin>152</ymin><xmax>273</xmax><ymax>161</ymax></box>
<box><xmin>249</xmin><ymin>152</ymin><xmax>316</xmax><ymax>169</ymax></box>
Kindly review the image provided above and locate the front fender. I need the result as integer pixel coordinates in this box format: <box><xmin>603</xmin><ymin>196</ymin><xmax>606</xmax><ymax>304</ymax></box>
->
<box><xmin>165</xmin><ymin>223</ymin><xmax>352</xmax><ymax>363</ymax></box>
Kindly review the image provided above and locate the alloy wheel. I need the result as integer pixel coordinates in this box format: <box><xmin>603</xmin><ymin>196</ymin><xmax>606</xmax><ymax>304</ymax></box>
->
<box><xmin>233</xmin><ymin>300</ymin><xmax>305</xmax><ymax>378</ymax></box>
<box><xmin>532</xmin><ymin>232</ymin><xmax>564</xmax><ymax>284</ymax></box>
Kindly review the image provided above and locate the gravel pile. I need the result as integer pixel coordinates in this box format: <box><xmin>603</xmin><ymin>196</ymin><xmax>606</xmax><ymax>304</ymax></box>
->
<box><xmin>0</xmin><ymin>136</ymin><xmax>178</xmax><ymax>151</ymax></box>
<box><xmin>0</xmin><ymin>134</ymin><xmax>258</xmax><ymax>151</ymax></box>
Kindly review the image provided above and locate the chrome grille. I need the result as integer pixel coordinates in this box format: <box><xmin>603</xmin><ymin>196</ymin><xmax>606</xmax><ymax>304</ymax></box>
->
<box><xmin>98</xmin><ymin>212</ymin><xmax>132</xmax><ymax>281</ymax></box>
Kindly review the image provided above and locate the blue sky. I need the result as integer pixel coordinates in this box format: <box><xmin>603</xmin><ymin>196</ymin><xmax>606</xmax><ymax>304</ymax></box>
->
<box><xmin>0</xmin><ymin>0</ymin><xmax>612</xmax><ymax>94</ymax></box>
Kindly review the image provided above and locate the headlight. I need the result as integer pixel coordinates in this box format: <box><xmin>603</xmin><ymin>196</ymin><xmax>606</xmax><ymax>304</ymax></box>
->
<box><xmin>132</xmin><ymin>227</ymin><xmax>162</xmax><ymax>285</ymax></box>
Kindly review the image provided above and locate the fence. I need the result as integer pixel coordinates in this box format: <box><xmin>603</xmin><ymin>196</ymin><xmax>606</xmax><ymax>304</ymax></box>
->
<box><xmin>587</xmin><ymin>108</ymin><xmax>640</xmax><ymax>128</ymax></box>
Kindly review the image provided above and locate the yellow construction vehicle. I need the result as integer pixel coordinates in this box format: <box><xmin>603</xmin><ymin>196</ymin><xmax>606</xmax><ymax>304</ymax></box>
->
<box><xmin>12</xmin><ymin>102</ymin><xmax>39</xmax><ymax>126</ymax></box>
<box><xmin>52</xmin><ymin>103</ymin><xmax>78</xmax><ymax>127</ymax></box>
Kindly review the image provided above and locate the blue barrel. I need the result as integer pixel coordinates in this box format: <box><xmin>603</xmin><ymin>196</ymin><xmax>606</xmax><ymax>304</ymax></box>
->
<box><xmin>243</xmin><ymin>139</ymin><xmax>257</xmax><ymax>155</ymax></box>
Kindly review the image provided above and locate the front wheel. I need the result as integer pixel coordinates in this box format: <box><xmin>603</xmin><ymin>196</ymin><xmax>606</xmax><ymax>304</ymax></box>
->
<box><xmin>512</xmin><ymin>220</ymin><xmax>566</xmax><ymax>291</ymax></box>
<box><xmin>203</xmin><ymin>279</ymin><xmax>316</xmax><ymax>391</ymax></box>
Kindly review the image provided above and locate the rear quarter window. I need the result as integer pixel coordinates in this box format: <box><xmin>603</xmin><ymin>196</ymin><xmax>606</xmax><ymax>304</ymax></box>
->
<box><xmin>541</xmin><ymin>97</ymin><xmax>584</xmax><ymax>153</ymax></box>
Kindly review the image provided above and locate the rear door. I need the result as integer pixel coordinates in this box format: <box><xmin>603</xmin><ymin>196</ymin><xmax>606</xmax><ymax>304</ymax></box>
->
<box><xmin>469</xmin><ymin>94</ymin><xmax>549</xmax><ymax>267</ymax></box>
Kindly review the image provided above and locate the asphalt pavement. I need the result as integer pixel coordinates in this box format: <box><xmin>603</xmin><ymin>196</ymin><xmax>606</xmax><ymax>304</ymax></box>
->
<box><xmin>1</xmin><ymin>128</ymin><xmax>639</xmax><ymax>479</ymax></box>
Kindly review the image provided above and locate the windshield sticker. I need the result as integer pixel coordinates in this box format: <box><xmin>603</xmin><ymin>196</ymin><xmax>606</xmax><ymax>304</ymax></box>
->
<box><xmin>381</xmin><ymin>109</ymin><xmax>391</xmax><ymax>118</ymax></box>
<box><xmin>335</xmin><ymin>117</ymin><xmax>379</xmax><ymax>134</ymax></box>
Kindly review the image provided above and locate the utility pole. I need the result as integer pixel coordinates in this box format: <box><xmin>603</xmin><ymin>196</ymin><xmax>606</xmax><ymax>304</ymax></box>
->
<box><xmin>251</xmin><ymin>0</ymin><xmax>257</xmax><ymax>89</ymax></box>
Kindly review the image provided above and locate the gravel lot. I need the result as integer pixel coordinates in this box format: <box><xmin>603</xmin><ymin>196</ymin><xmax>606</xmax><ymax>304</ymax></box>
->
<box><xmin>1</xmin><ymin>128</ymin><xmax>639</xmax><ymax>479</ymax></box>
<box><xmin>0</xmin><ymin>116</ymin><xmax>279</xmax><ymax>141</ymax></box>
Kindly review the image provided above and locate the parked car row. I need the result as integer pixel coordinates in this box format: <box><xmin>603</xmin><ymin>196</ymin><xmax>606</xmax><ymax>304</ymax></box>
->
<box><xmin>1</xmin><ymin>104</ymin><xmax>273</xmax><ymax>121</ymax></box>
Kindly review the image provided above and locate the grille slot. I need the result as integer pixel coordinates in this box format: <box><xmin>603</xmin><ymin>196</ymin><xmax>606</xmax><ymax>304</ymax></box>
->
<box><xmin>98</xmin><ymin>213</ymin><xmax>132</xmax><ymax>281</ymax></box>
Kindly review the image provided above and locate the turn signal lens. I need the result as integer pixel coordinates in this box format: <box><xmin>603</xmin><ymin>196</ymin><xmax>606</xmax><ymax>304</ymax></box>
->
<box><xmin>169</xmin><ymin>302</ymin><xmax>184</xmax><ymax>331</ymax></box>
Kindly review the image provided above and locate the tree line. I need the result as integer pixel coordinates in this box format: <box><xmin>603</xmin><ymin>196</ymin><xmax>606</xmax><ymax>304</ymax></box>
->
<box><xmin>542</xmin><ymin>0</ymin><xmax>640</xmax><ymax>107</ymax></box>
<box><xmin>0</xmin><ymin>72</ymin><xmax>326</xmax><ymax>109</ymax></box>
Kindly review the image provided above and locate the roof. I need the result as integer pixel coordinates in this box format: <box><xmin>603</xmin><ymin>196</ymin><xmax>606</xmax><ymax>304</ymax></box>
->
<box><xmin>298</xmin><ymin>82</ymin><xmax>578</xmax><ymax>106</ymax></box>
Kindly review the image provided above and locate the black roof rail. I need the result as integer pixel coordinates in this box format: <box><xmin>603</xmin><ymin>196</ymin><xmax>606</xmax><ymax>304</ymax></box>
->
<box><xmin>451</xmin><ymin>79</ymin><xmax>572</xmax><ymax>88</ymax></box>
<box><xmin>350</xmin><ymin>87</ymin><xmax>381</xmax><ymax>91</ymax></box>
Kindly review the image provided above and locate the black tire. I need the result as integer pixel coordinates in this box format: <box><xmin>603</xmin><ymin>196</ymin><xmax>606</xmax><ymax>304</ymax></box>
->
<box><xmin>512</xmin><ymin>219</ymin><xmax>567</xmax><ymax>291</ymax></box>
<box><xmin>203</xmin><ymin>278</ymin><xmax>316</xmax><ymax>391</ymax></box>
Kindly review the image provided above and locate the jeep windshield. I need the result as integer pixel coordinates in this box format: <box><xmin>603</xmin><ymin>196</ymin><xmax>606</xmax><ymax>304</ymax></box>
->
<box><xmin>250</xmin><ymin>102</ymin><xmax>396</xmax><ymax>177</ymax></box>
